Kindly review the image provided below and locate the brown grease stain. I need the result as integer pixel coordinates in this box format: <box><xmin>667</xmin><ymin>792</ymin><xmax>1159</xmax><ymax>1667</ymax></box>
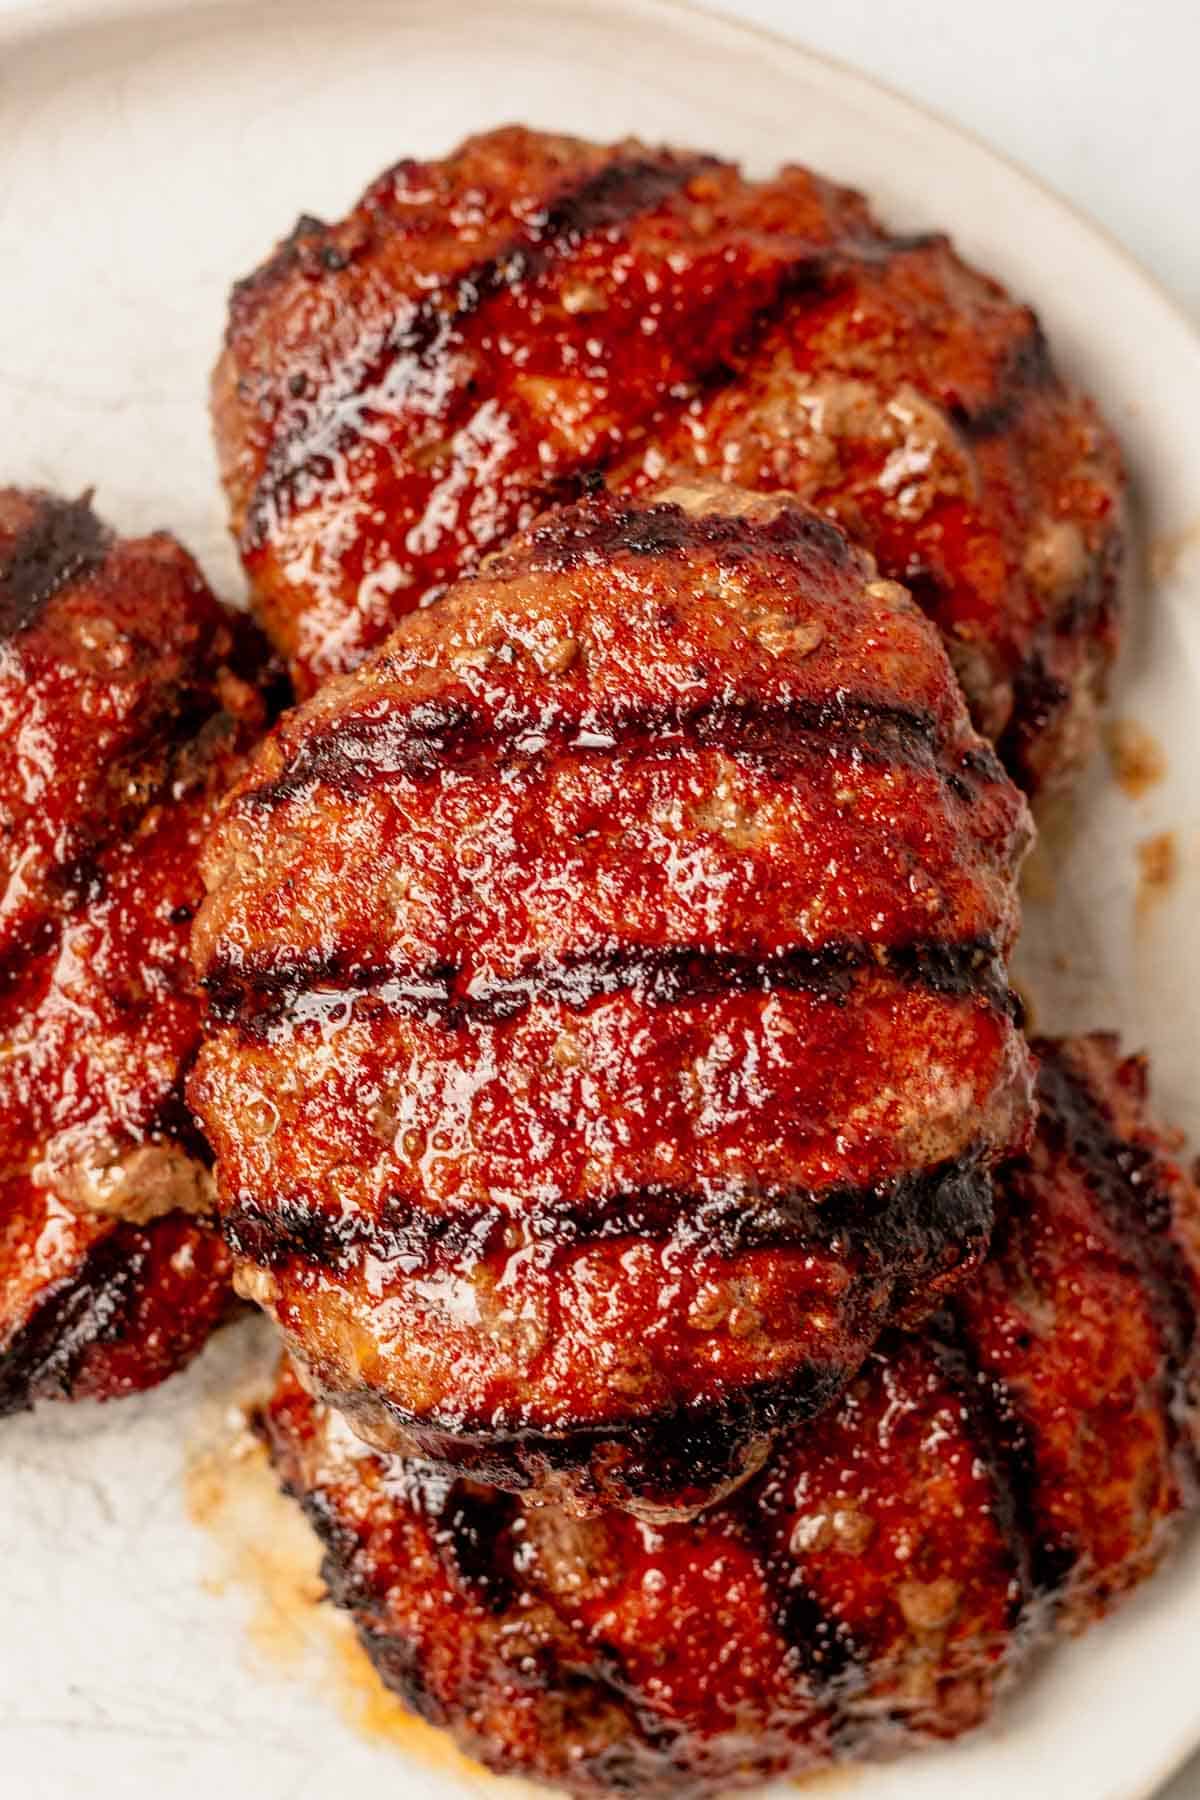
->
<box><xmin>184</xmin><ymin>1413</ymin><xmax>539</xmax><ymax>1795</ymax></box>
<box><xmin>790</xmin><ymin>1768</ymin><xmax>859</xmax><ymax>1792</ymax></box>
<box><xmin>185</xmin><ymin>1431</ymin><xmax>324</xmax><ymax>1672</ymax></box>
<box><xmin>1149</xmin><ymin>517</ymin><xmax>1200</xmax><ymax>586</ymax></box>
<box><xmin>1105</xmin><ymin>719</ymin><xmax>1167</xmax><ymax>799</ymax></box>
<box><xmin>1136</xmin><ymin>830</ymin><xmax>1178</xmax><ymax>918</ymax></box>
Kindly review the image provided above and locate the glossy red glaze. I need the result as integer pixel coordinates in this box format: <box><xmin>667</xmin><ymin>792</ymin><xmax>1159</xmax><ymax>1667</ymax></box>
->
<box><xmin>213</xmin><ymin>127</ymin><xmax>874</xmax><ymax>692</ymax></box>
<box><xmin>0</xmin><ymin>487</ymin><xmax>264</xmax><ymax>961</ymax></box>
<box><xmin>192</xmin><ymin>484</ymin><xmax>1032</xmax><ymax>1513</ymax></box>
<box><xmin>0</xmin><ymin>489</ymin><xmax>271</xmax><ymax>1412</ymax></box>
<box><xmin>213</xmin><ymin>126</ymin><xmax>1124</xmax><ymax>794</ymax></box>
<box><xmin>261</xmin><ymin>1036</ymin><xmax>1200</xmax><ymax>1797</ymax></box>
<box><xmin>621</xmin><ymin>235</ymin><xmax>1124</xmax><ymax>793</ymax></box>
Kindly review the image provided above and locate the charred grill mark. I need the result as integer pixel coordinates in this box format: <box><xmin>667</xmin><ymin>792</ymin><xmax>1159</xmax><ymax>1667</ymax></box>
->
<box><xmin>206</xmin><ymin>935</ymin><xmax>1013</xmax><ymax>1038</ymax></box>
<box><xmin>242</xmin><ymin>153</ymin><xmax>720</xmax><ymax>547</ymax></box>
<box><xmin>0</xmin><ymin>687</ymin><xmax>247</xmax><ymax>981</ymax></box>
<box><xmin>0</xmin><ymin>492</ymin><xmax>108</xmax><ymax>639</ymax></box>
<box><xmin>239</xmin><ymin>693</ymin><xmax>947</xmax><ymax>813</ymax></box>
<box><xmin>221</xmin><ymin>1150</ymin><xmax>993</xmax><ymax>1282</ymax></box>
<box><xmin>926</xmin><ymin>1314</ymin><xmax>1069</xmax><ymax>1611</ymax></box>
<box><xmin>681</xmin><ymin>236</ymin><xmax>1051</xmax><ymax>450</ymax></box>
<box><xmin>820</xmin><ymin>242</ymin><xmax>1052</xmax><ymax>443</ymax></box>
<box><xmin>333</xmin><ymin>1471</ymin><xmax>669</xmax><ymax>1762</ymax></box>
<box><xmin>996</xmin><ymin>535</ymin><xmax>1120</xmax><ymax>784</ymax></box>
<box><xmin>630</xmin><ymin>224</ymin><xmax>941</xmax><ymax>427</ymax></box>
<box><xmin>341</xmin><ymin>1365</ymin><xmax>851</xmax><ymax>1502</ymax></box>
<box><xmin>1031</xmin><ymin>1048</ymin><xmax>1199</xmax><ymax>1442</ymax></box>
<box><xmin>0</xmin><ymin>1226</ymin><xmax>145</xmax><ymax>1416</ymax></box>
<box><xmin>520</xmin><ymin>495</ymin><xmax>857</xmax><ymax>572</ymax></box>
<box><xmin>949</xmin><ymin>318</ymin><xmax>1053</xmax><ymax>441</ymax></box>
<box><xmin>744</xmin><ymin>1480</ymin><xmax>865</xmax><ymax>1690</ymax></box>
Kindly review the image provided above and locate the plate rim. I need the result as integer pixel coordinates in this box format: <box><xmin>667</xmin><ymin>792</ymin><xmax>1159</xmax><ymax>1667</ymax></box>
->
<box><xmin>1</xmin><ymin>0</ymin><xmax>1197</xmax><ymax>362</ymax></box>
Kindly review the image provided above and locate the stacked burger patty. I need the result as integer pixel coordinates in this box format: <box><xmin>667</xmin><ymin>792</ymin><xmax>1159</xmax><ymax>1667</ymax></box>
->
<box><xmin>191</xmin><ymin>480</ymin><xmax>1035</xmax><ymax>1519</ymax></box>
<box><xmin>214</xmin><ymin>126</ymin><xmax>1123</xmax><ymax>799</ymax></box>
<box><xmin>9</xmin><ymin>126</ymin><xmax>1196</xmax><ymax>1798</ymax></box>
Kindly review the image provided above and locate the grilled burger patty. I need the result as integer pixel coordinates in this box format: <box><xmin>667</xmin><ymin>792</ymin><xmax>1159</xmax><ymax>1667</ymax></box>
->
<box><xmin>261</xmin><ymin>1035</ymin><xmax>1200</xmax><ymax>1798</ymax></box>
<box><xmin>213</xmin><ymin>125</ymin><xmax>1124</xmax><ymax>795</ymax></box>
<box><xmin>214</xmin><ymin>128</ymin><xmax>875</xmax><ymax>694</ymax></box>
<box><xmin>191</xmin><ymin>482</ymin><xmax>1032</xmax><ymax>1516</ymax></box>
<box><xmin>0</xmin><ymin>488</ymin><xmax>274</xmax><ymax>1412</ymax></box>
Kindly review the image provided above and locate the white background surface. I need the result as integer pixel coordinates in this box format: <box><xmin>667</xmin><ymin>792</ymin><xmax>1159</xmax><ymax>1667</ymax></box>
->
<box><xmin>0</xmin><ymin>0</ymin><xmax>1196</xmax><ymax>1795</ymax></box>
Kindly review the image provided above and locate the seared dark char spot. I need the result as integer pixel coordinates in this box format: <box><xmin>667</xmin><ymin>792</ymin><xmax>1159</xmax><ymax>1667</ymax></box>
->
<box><xmin>0</xmin><ymin>492</ymin><xmax>108</xmax><ymax>639</ymax></box>
<box><xmin>949</xmin><ymin>317</ymin><xmax>1052</xmax><ymax>441</ymax></box>
<box><xmin>1032</xmin><ymin>1046</ymin><xmax>1198</xmax><ymax>1421</ymax></box>
<box><xmin>927</xmin><ymin>1317</ymin><xmax>1067</xmax><ymax>1608</ymax></box>
<box><xmin>522</xmin><ymin>494</ymin><xmax>856</xmax><ymax>573</ymax></box>
<box><xmin>240</xmin><ymin>696</ymin><xmax>946</xmax><ymax>814</ymax></box>
<box><xmin>222</xmin><ymin>1149</ymin><xmax>992</xmax><ymax>1281</ymax></box>
<box><xmin>205</xmin><ymin>936</ymin><xmax>1013</xmax><ymax>1038</ymax></box>
<box><xmin>0</xmin><ymin>1228</ymin><xmax>146</xmax><ymax>1416</ymax></box>
<box><xmin>353</xmin><ymin>1366</ymin><xmax>854</xmax><ymax>1500</ymax></box>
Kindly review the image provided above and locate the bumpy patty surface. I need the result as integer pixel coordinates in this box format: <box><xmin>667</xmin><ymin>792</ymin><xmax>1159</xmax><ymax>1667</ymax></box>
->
<box><xmin>213</xmin><ymin>125</ymin><xmax>1124</xmax><ymax>795</ymax></box>
<box><xmin>192</xmin><ymin>482</ymin><xmax>1032</xmax><ymax>1516</ymax></box>
<box><xmin>0</xmin><ymin>488</ymin><xmax>272</xmax><ymax>1412</ymax></box>
<box><xmin>620</xmin><ymin>232</ymin><xmax>1124</xmax><ymax>797</ymax></box>
<box><xmin>261</xmin><ymin>1035</ymin><xmax>1200</xmax><ymax>1798</ymax></box>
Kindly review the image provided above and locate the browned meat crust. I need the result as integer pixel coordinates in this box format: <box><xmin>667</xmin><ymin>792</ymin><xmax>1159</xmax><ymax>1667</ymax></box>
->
<box><xmin>192</xmin><ymin>483</ymin><xmax>1032</xmax><ymax>1515</ymax></box>
<box><xmin>213</xmin><ymin>125</ymin><xmax>1124</xmax><ymax>796</ymax></box>
<box><xmin>210</xmin><ymin>127</ymin><xmax>873</xmax><ymax>690</ymax></box>
<box><xmin>260</xmin><ymin>1035</ymin><xmax>1200</xmax><ymax>1797</ymax></box>
<box><xmin>620</xmin><ymin>233</ymin><xmax>1125</xmax><ymax>798</ymax></box>
<box><xmin>0</xmin><ymin>1205</ymin><xmax>233</xmax><ymax>1412</ymax></box>
<box><xmin>0</xmin><ymin>488</ymin><xmax>276</xmax><ymax>1413</ymax></box>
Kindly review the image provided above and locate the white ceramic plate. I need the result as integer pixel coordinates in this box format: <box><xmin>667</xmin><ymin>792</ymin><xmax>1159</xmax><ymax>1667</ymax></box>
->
<box><xmin>2</xmin><ymin>2</ymin><xmax>1199</xmax><ymax>1796</ymax></box>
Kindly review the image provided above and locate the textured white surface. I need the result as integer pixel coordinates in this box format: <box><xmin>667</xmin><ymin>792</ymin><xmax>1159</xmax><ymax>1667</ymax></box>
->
<box><xmin>0</xmin><ymin>3</ymin><xmax>1198</xmax><ymax>1797</ymax></box>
